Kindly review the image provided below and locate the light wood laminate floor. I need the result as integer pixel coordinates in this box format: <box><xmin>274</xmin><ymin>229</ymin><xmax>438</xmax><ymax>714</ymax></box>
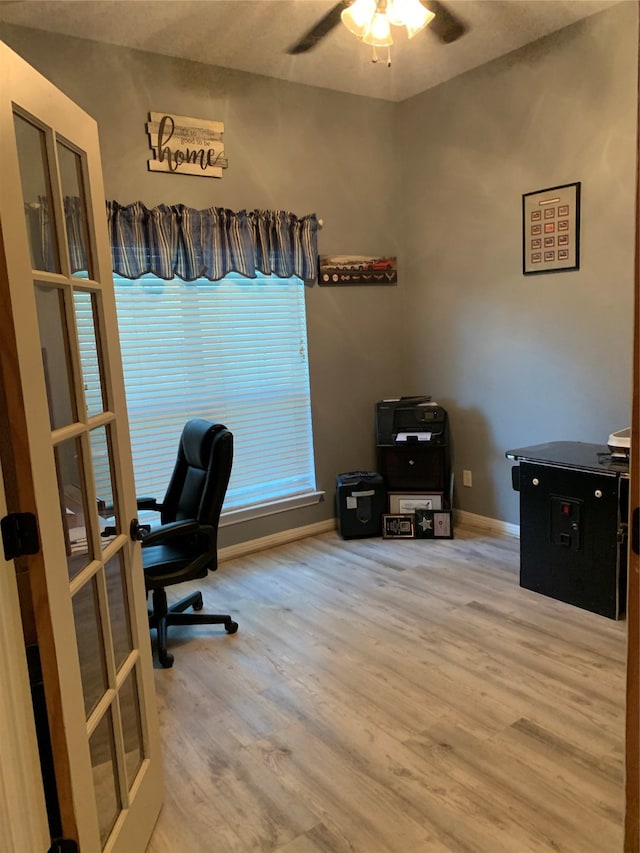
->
<box><xmin>146</xmin><ymin>525</ymin><xmax>626</xmax><ymax>853</ymax></box>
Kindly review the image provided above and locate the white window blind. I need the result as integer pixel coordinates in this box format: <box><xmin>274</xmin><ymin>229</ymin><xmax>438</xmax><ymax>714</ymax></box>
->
<box><xmin>111</xmin><ymin>272</ymin><xmax>317</xmax><ymax>514</ymax></box>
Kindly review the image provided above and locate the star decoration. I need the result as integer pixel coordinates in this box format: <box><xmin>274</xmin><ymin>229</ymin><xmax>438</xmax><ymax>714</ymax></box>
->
<box><xmin>418</xmin><ymin>515</ymin><xmax>433</xmax><ymax>532</ymax></box>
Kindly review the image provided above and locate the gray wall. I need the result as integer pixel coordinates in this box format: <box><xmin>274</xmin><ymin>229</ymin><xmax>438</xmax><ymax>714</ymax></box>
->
<box><xmin>0</xmin><ymin>24</ymin><xmax>408</xmax><ymax>547</ymax></box>
<box><xmin>398</xmin><ymin>1</ymin><xmax>638</xmax><ymax>525</ymax></box>
<box><xmin>1</xmin><ymin>1</ymin><xmax>638</xmax><ymax>539</ymax></box>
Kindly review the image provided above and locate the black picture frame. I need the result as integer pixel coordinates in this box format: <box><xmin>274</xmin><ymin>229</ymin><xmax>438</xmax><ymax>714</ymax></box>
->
<box><xmin>522</xmin><ymin>182</ymin><xmax>580</xmax><ymax>275</ymax></box>
<box><xmin>382</xmin><ymin>514</ymin><xmax>415</xmax><ymax>539</ymax></box>
<box><xmin>415</xmin><ymin>509</ymin><xmax>454</xmax><ymax>539</ymax></box>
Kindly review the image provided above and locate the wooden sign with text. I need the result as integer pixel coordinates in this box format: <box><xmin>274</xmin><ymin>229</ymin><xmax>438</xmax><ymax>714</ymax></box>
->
<box><xmin>146</xmin><ymin>111</ymin><xmax>228</xmax><ymax>178</ymax></box>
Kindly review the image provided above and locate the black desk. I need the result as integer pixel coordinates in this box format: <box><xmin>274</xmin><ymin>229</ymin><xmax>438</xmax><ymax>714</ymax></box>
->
<box><xmin>506</xmin><ymin>441</ymin><xmax>628</xmax><ymax>619</ymax></box>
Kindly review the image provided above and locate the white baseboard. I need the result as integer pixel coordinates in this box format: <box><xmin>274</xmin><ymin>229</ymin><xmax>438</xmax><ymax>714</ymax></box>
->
<box><xmin>454</xmin><ymin>509</ymin><xmax>520</xmax><ymax>538</ymax></box>
<box><xmin>219</xmin><ymin>512</ymin><xmax>518</xmax><ymax>563</ymax></box>
<box><xmin>218</xmin><ymin>518</ymin><xmax>337</xmax><ymax>563</ymax></box>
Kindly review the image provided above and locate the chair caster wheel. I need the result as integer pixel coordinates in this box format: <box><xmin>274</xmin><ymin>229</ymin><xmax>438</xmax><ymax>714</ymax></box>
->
<box><xmin>226</xmin><ymin>620</ymin><xmax>239</xmax><ymax>635</ymax></box>
<box><xmin>193</xmin><ymin>592</ymin><xmax>204</xmax><ymax>611</ymax></box>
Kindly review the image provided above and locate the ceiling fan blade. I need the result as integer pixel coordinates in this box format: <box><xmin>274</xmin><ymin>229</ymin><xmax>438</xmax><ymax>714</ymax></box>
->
<box><xmin>424</xmin><ymin>1</ymin><xmax>468</xmax><ymax>44</ymax></box>
<box><xmin>287</xmin><ymin>1</ymin><xmax>350</xmax><ymax>54</ymax></box>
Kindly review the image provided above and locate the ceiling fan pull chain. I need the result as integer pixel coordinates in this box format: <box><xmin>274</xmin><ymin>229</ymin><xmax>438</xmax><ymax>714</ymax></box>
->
<box><xmin>371</xmin><ymin>44</ymin><xmax>392</xmax><ymax>66</ymax></box>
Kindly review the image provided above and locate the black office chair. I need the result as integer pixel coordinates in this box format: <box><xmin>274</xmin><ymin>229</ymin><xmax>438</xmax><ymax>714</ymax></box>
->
<box><xmin>137</xmin><ymin>419</ymin><xmax>238</xmax><ymax>668</ymax></box>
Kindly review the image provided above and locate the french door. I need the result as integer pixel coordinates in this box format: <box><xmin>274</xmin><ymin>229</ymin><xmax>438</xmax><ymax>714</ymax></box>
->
<box><xmin>0</xmin><ymin>41</ymin><xmax>162</xmax><ymax>852</ymax></box>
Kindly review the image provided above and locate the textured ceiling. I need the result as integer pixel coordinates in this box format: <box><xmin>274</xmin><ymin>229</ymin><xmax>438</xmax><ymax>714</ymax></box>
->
<box><xmin>0</xmin><ymin>0</ymin><xmax>622</xmax><ymax>101</ymax></box>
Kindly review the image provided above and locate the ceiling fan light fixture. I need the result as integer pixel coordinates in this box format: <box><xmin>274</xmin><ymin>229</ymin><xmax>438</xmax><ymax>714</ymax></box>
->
<box><xmin>339</xmin><ymin>0</ymin><xmax>441</xmax><ymax>66</ymax></box>
<box><xmin>340</xmin><ymin>0</ymin><xmax>377</xmax><ymax>38</ymax></box>
<box><xmin>389</xmin><ymin>0</ymin><xmax>435</xmax><ymax>38</ymax></box>
<box><xmin>362</xmin><ymin>12</ymin><xmax>393</xmax><ymax>46</ymax></box>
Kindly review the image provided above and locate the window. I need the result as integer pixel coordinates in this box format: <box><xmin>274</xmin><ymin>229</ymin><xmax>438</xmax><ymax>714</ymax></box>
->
<box><xmin>112</xmin><ymin>272</ymin><xmax>318</xmax><ymax>519</ymax></box>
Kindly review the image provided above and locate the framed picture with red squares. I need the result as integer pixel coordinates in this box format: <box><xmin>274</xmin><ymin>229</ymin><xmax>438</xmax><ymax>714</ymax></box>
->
<box><xmin>522</xmin><ymin>182</ymin><xmax>580</xmax><ymax>275</ymax></box>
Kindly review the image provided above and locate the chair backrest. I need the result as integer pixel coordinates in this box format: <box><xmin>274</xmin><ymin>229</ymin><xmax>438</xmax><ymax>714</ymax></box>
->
<box><xmin>160</xmin><ymin>420</ymin><xmax>233</xmax><ymax>533</ymax></box>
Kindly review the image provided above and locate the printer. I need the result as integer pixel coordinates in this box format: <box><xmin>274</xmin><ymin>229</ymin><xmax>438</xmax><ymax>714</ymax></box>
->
<box><xmin>375</xmin><ymin>396</ymin><xmax>449</xmax><ymax>446</ymax></box>
<box><xmin>608</xmin><ymin>427</ymin><xmax>630</xmax><ymax>461</ymax></box>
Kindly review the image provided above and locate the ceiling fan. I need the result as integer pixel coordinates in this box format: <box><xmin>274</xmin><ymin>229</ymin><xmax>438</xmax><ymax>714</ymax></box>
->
<box><xmin>287</xmin><ymin>0</ymin><xmax>468</xmax><ymax>58</ymax></box>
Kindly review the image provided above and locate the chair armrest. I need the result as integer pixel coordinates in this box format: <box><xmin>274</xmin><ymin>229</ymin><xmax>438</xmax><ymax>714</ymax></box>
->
<box><xmin>136</xmin><ymin>497</ymin><xmax>163</xmax><ymax>512</ymax></box>
<box><xmin>141</xmin><ymin>519</ymin><xmax>214</xmax><ymax>548</ymax></box>
<box><xmin>99</xmin><ymin>496</ymin><xmax>162</xmax><ymax>519</ymax></box>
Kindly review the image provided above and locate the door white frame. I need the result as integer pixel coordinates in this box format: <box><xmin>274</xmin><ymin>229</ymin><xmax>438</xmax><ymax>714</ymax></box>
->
<box><xmin>0</xmin><ymin>464</ymin><xmax>49</xmax><ymax>853</ymax></box>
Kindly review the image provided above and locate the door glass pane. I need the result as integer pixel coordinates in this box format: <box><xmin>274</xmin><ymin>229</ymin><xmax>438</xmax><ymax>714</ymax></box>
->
<box><xmin>120</xmin><ymin>666</ymin><xmax>145</xmax><ymax>789</ymax></box>
<box><xmin>105</xmin><ymin>552</ymin><xmax>132</xmax><ymax>671</ymax></box>
<box><xmin>89</xmin><ymin>707</ymin><xmax>121</xmax><ymax>848</ymax></box>
<box><xmin>88</xmin><ymin>425</ymin><xmax>119</xmax><ymax>549</ymax></box>
<box><xmin>35</xmin><ymin>284</ymin><xmax>77</xmax><ymax>430</ymax></box>
<box><xmin>57</xmin><ymin>141</ymin><xmax>93</xmax><ymax>278</ymax></box>
<box><xmin>55</xmin><ymin>437</ymin><xmax>92</xmax><ymax>580</ymax></box>
<box><xmin>74</xmin><ymin>290</ymin><xmax>106</xmax><ymax>417</ymax></box>
<box><xmin>13</xmin><ymin>112</ymin><xmax>60</xmax><ymax>273</ymax></box>
<box><xmin>72</xmin><ymin>576</ymin><xmax>108</xmax><ymax>718</ymax></box>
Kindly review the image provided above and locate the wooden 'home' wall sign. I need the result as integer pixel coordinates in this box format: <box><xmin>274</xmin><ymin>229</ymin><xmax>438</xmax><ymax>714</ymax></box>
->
<box><xmin>146</xmin><ymin>112</ymin><xmax>229</xmax><ymax>178</ymax></box>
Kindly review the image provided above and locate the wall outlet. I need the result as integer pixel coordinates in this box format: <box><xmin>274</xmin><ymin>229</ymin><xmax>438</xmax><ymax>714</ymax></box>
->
<box><xmin>463</xmin><ymin>469</ymin><xmax>473</xmax><ymax>487</ymax></box>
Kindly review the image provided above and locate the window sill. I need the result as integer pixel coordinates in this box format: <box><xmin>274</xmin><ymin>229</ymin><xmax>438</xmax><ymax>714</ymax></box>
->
<box><xmin>220</xmin><ymin>491</ymin><xmax>325</xmax><ymax>527</ymax></box>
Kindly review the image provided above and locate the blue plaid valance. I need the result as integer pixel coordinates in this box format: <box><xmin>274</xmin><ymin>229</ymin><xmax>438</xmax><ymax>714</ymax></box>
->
<box><xmin>107</xmin><ymin>201</ymin><xmax>319</xmax><ymax>284</ymax></box>
<box><xmin>24</xmin><ymin>198</ymin><xmax>319</xmax><ymax>284</ymax></box>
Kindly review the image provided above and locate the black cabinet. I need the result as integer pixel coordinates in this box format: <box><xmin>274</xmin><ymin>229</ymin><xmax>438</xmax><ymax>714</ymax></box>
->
<box><xmin>377</xmin><ymin>444</ymin><xmax>451</xmax><ymax>500</ymax></box>
<box><xmin>375</xmin><ymin>398</ymin><xmax>452</xmax><ymax>519</ymax></box>
<box><xmin>507</xmin><ymin>442</ymin><xmax>628</xmax><ymax>619</ymax></box>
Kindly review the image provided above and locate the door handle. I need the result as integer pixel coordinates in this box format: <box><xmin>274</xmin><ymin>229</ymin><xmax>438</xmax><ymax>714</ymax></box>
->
<box><xmin>632</xmin><ymin>507</ymin><xmax>640</xmax><ymax>556</ymax></box>
<box><xmin>130</xmin><ymin>518</ymin><xmax>150</xmax><ymax>541</ymax></box>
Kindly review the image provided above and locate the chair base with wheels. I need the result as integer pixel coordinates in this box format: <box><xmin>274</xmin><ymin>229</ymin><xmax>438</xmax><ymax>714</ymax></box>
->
<box><xmin>148</xmin><ymin>587</ymin><xmax>238</xmax><ymax>668</ymax></box>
